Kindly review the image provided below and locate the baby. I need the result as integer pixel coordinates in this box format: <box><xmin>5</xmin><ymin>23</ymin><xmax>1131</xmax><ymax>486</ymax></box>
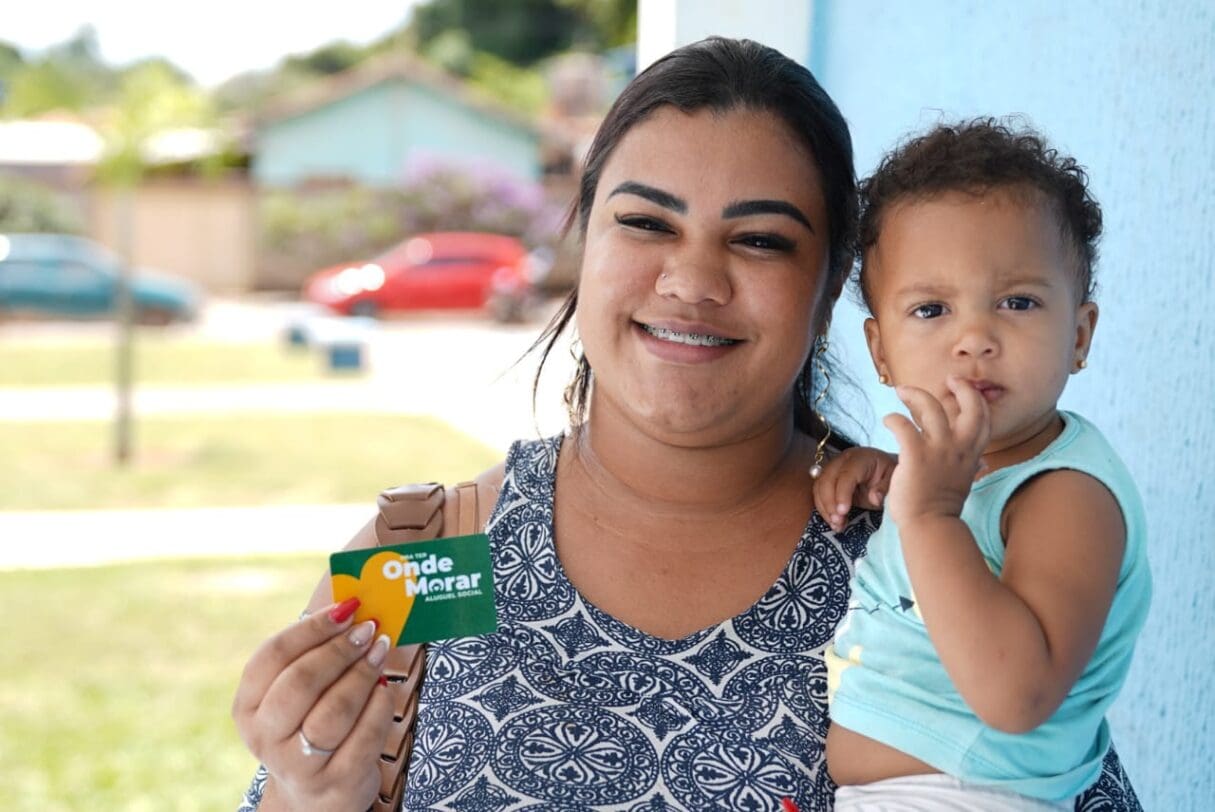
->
<box><xmin>815</xmin><ymin>119</ymin><xmax>1152</xmax><ymax>810</ymax></box>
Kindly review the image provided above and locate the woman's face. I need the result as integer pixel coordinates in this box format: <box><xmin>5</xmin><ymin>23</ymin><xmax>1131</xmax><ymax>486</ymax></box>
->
<box><xmin>575</xmin><ymin>106</ymin><xmax>833</xmax><ymax>445</ymax></box>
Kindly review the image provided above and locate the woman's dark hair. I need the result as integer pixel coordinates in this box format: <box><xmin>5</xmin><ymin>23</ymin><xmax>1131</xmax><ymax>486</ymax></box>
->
<box><xmin>531</xmin><ymin>36</ymin><xmax>858</xmax><ymax>438</ymax></box>
<box><xmin>856</xmin><ymin>117</ymin><xmax>1103</xmax><ymax>312</ymax></box>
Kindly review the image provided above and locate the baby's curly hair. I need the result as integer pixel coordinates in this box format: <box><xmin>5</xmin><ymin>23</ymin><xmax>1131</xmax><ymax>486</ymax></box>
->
<box><xmin>856</xmin><ymin>117</ymin><xmax>1102</xmax><ymax>311</ymax></box>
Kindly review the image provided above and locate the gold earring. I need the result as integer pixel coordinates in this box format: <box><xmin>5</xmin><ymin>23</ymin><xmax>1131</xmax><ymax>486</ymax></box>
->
<box><xmin>878</xmin><ymin>372</ymin><xmax>890</xmax><ymax>385</ymax></box>
<box><xmin>808</xmin><ymin>333</ymin><xmax>833</xmax><ymax>479</ymax></box>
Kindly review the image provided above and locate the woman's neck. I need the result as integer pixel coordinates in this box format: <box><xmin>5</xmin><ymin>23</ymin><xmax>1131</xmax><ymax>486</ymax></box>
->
<box><xmin>567</xmin><ymin>398</ymin><xmax>809</xmax><ymax>519</ymax></box>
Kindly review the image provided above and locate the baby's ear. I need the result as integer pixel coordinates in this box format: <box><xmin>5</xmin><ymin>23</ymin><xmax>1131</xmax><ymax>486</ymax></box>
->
<box><xmin>863</xmin><ymin>318</ymin><xmax>888</xmax><ymax>382</ymax></box>
<box><xmin>1074</xmin><ymin>302</ymin><xmax>1099</xmax><ymax>358</ymax></box>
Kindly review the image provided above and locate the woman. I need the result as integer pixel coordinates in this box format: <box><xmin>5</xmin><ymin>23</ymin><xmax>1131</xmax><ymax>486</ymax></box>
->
<box><xmin>235</xmin><ymin>38</ymin><xmax>1140</xmax><ymax>811</ymax></box>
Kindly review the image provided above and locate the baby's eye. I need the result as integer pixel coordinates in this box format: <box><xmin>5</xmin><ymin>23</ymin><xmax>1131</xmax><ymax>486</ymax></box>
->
<box><xmin>1001</xmin><ymin>296</ymin><xmax>1039</xmax><ymax>311</ymax></box>
<box><xmin>912</xmin><ymin>303</ymin><xmax>945</xmax><ymax>319</ymax></box>
<box><xmin>615</xmin><ymin>214</ymin><xmax>672</xmax><ymax>233</ymax></box>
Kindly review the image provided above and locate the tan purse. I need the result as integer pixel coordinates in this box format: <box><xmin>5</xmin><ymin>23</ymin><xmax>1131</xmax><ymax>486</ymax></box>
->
<box><xmin>369</xmin><ymin>480</ymin><xmax>484</xmax><ymax>812</ymax></box>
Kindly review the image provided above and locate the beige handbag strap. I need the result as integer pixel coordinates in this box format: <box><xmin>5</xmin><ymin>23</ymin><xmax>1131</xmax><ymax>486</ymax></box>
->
<box><xmin>371</xmin><ymin>480</ymin><xmax>481</xmax><ymax>812</ymax></box>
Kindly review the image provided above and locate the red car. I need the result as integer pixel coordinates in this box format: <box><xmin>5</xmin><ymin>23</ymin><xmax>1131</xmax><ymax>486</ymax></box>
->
<box><xmin>303</xmin><ymin>232</ymin><xmax>544</xmax><ymax>322</ymax></box>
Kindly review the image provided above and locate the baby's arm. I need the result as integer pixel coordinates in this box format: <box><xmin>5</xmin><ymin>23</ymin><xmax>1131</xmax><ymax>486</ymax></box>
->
<box><xmin>887</xmin><ymin>378</ymin><xmax>1125</xmax><ymax>733</ymax></box>
<box><xmin>812</xmin><ymin>446</ymin><xmax>897</xmax><ymax>531</ymax></box>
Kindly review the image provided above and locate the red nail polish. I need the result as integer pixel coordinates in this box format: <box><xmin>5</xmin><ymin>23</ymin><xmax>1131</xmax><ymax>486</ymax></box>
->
<box><xmin>377</xmin><ymin>675</ymin><xmax>389</xmax><ymax>687</ymax></box>
<box><xmin>781</xmin><ymin>799</ymin><xmax>801</xmax><ymax>812</ymax></box>
<box><xmin>328</xmin><ymin>597</ymin><xmax>360</xmax><ymax>623</ymax></box>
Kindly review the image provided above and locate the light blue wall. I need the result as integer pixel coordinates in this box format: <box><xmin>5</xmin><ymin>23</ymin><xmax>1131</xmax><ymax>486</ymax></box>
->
<box><xmin>810</xmin><ymin>2</ymin><xmax>1214</xmax><ymax>807</ymax></box>
<box><xmin>397</xmin><ymin>84</ymin><xmax>539</xmax><ymax>178</ymax></box>
<box><xmin>255</xmin><ymin>82</ymin><xmax>404</xmax><ymax>186</ymax></box>
<box><xmin>254</xmin><ymin>79</ymin><xmax>540</xmax><ymax>187</ymax></box>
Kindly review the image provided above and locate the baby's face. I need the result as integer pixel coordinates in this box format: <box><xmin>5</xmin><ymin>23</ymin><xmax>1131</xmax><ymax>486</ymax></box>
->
<box><xmin>862</xmin><ymin>187</ymin><xmax>1097</xmax><ymax>461</ymax></box>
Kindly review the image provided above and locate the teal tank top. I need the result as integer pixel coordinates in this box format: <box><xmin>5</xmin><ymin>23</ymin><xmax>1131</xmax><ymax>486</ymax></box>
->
<box><xmin>827</xmin><ymin>411</ymin><xmax>1152</xmax><ymax>801</ymax></box>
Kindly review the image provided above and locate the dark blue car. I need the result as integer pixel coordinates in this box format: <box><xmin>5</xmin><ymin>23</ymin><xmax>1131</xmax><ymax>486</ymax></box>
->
<box><xmin>0</xmin><ymin>233</ymin><xmax>199</xmax><ymax>324</ymax></box>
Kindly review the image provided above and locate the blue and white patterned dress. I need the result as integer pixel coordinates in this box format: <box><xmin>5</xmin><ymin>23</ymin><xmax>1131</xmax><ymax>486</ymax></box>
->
<box><xmin>239</xmin><ymin>434</ymin><xmax>1142</xmax><ymax>811</ymax></box>
<box><xmin>401</xmin><ymin>434</ymin><xmax>873</xmax><ymax>812</ymax></box>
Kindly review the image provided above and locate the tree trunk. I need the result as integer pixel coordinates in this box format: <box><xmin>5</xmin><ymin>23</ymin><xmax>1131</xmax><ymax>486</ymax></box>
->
<box><xmin>114</xmin><ymin>186</ymin><xmax>135</xmax><ymax>466</ymax></box>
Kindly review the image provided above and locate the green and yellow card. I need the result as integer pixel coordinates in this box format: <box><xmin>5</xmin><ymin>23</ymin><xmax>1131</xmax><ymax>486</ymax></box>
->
<box><xmin>330</xmin><ymin>534</ymin><xmax>498</xmax><ymax>646</ymax></box>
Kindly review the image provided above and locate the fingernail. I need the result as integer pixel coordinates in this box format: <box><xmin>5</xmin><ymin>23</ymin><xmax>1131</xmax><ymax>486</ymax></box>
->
<box><xmin>377</xmin><ymin>675</ymin><xmax>389</xmax><ymax>687</ymax></box>
<box><xmin>367</xmin><ymin>634</ymin><xmax>391</xmax><ymax>667</ymax></box>
<box><xmin>329</xmin><ymin>597</ymin><xmax>360</xmax><ymax>624</ymax></box>
<box><xmin>348</xmin><ymin>619</ymin><xmax>377</xmax><ymax>647</ymax></box>
<box><xmin>836</xmin><ymin>503</ymin><xmax>848</xmax><ymax>514</ymax></box>
<box><xmin>781</xmin><ymin>798</ymin><xmax>801</xmax><ymax>812</ymax></box>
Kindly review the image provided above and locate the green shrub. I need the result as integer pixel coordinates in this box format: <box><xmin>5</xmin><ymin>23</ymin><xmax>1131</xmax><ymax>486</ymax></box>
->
<box><xmin>0</xmin><ymin>173</ymin><xmax>84</xmax><ymax>234</ymax></box>
<box><xmin>256</xmin><ymin>158</ymin><xmax>563</xmax><ymax>291</ymax></box>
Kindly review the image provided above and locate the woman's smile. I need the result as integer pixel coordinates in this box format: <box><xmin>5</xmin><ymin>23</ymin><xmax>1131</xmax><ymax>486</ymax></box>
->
<box><xmin>634</xmin><ymin>319</ymin><xmax>743</xmax><ymax>363</ymax></box>
<box><xmin>638</xmin><ymin>321</ymin><xmax>741</xmax><ymax>347</ymax></box>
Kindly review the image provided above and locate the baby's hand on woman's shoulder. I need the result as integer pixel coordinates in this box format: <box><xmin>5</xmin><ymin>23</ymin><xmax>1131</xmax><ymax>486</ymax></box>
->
<box><xmin>812</xmin><ymin>446</ymin><xmax>897</xmax><ymax>531</ymax></box>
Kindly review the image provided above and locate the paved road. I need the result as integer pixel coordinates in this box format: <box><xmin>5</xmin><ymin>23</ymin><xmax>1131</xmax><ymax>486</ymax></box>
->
<box><xmin>0</xmin><ymin>299</ymin><xmax>576</xmax><ymax>570</ymax></box>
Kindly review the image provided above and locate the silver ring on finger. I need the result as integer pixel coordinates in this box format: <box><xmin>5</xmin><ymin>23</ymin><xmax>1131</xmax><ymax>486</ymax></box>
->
<box><xmin>298</xmin><ymin>729</ymin><xmax>337</xmax><ymax>758</ymax></box>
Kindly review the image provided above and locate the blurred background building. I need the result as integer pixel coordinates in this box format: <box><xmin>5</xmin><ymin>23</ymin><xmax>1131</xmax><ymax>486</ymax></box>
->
<box><xmin>0</xmin><ymin>4</ymin><xmax>637</xmax><ymax>296</ymax></box>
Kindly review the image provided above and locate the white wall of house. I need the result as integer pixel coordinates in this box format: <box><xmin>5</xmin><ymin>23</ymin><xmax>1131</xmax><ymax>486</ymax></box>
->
<box><xmin>636</xmin><ymin>0</ymin><xmax>811</xmax><ymax>72</ymax></box>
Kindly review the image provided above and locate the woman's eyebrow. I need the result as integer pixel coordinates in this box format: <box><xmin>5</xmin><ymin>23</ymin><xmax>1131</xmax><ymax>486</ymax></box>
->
<box><xmin>608</xmin><ymin>181</ymin><xmax>687</xmax><ymax>213</ymax></box>
<box><xmin>723</xmin><ymin>199</ymin><xmax>815</xmax><ymax>233</ymax></box>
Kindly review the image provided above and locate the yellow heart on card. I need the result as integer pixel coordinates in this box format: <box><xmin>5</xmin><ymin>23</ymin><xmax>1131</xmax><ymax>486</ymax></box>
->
<box><xmin>331</xmin><ymin>550</ymin><xmax>417</xmax><ymax>645</ymax></box>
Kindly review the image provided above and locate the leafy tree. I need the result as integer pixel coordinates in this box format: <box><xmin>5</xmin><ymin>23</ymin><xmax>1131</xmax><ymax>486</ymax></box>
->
<box><xmin>0</xmin><ymin>27</ymin><xmax>119</xmax><ymax>117</ymax></box>
<box><xmin>283</xmin><ymin>41</ymin><xmax>367</xmax><ymax>76</ymax></box>
<box><xmin>2</xmin><ymin>61</ymin><xmax>92</xmax><ymax>116</ymax></box>
<box><xmin>215</xmin><ymin>38</ymin><xmax>381</xmax><ymax>114</ymax></box>
<box><xmin>0</xmin><ymin>28</ymin><xmax>207</xmax><ymax>119</ymax></box>
<box><xmin>0</xmin><ymin>39</ymin><xmax>23</xmax><ymax>82</ymax></box>
<box><xmin>412</xmin><ymin>0</ymin><xmax>587</xmax><ymax>66</ymax></box>
<box><xmin>213</xmin><ymin>65</ymin><xmax>315</xmax><ymax>116</ymax></box>
<box><xmin>96</xmin><ymin>60</ymin><xmax>215</xmax><ymax>184</ymax></box>
<box><xmin>423</xmin><ymin>29</ymin><xmax>476</xmax><ymax>76</ymax></box>
<box><xmin>119</xmin><ymin>56</ymin><xmax>193</xmax><ymax>87</ymax></box>
<box><xmin>45</xmin><ymin>25</ymin><xmax>105</xmax><ymax>68</ymax></box>
<box><xmin>559</xmin><ymin>0</ymin><xmax>637</xmax><ymax>48</ymax></box>
<box><xmin>467</xmin><ymin>51</ymin><xmax>548</xmax><ymax>115</ymax></box>
<box><xmin>93</xmin><ymin>59</ymin><xmax>217</xmax><ymax>466</ymax></box>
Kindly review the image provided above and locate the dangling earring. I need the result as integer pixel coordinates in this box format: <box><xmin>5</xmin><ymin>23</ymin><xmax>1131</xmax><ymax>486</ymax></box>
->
<box><xmin>808</xmin><ymin>332</ymin><xmax>833</xmax><ymax>479</ymax></box>
<box><xmin>878</xmin><ymin>372</ymin><xmax>890</xmax><ymax>385</ymax></box>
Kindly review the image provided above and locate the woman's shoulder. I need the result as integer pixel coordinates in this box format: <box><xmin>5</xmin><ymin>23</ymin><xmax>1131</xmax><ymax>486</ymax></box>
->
<box><xmin>339</xmin><ymin>455</ymin><xmax>514</xmax><ymax>554</ymax></box>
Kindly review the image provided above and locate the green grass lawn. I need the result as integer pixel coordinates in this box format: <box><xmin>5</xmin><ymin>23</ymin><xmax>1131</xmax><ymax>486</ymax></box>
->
<box><xmin>0</xmin><ymin>555</ymin><xmax>326</xmax><ymax>811</ymax></box>
<box><xmin>0</xmin><ymin>339</ymin><xmax>323</xmax><ymax>387</ymax></box>
<box><xmin>0</xmin><ymin>413</ymin><xmax>500</xmax><ymax>510</ymax></box>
